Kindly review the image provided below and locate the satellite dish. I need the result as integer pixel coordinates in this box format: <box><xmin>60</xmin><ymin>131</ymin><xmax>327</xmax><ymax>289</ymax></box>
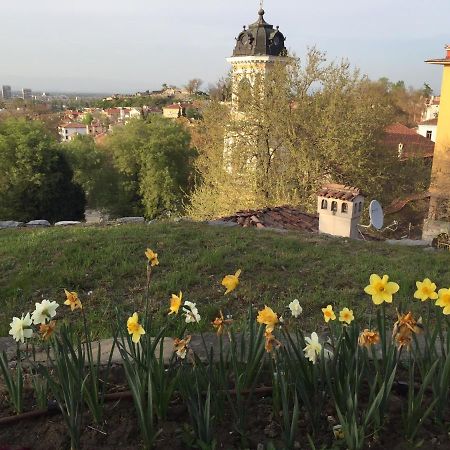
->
<box><xmin>369</xmin><ymin>200</ymin><xmax>384</xmax><ymax>230</ymax></box>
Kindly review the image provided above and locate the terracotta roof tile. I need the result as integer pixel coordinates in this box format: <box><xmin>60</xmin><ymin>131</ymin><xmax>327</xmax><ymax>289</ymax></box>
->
<box><xmin>317</xmin><ymin>184</ymin><xmax>362</xmax><ymax>201</ymax></box>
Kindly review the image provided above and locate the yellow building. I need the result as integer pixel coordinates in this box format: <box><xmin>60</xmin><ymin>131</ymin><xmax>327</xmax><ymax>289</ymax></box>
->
<box><xmin>423</xmin><ymin>45</ymin><xmax>450</xmax><ymax>240</ymax></box>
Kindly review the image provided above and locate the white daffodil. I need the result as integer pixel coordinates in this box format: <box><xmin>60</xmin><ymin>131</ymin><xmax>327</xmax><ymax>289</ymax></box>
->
<box><xmin>303</xmin><ymin>332</ymin><xmax>322</xmax><ymax>364</ymax></box>
<box><xmin>183</xmin><ymin>301</ymin><xmax>201</xmax><ymax>323</ymax></box>
<box><xmin>31</xmin><ymin>299</ymin><xmax>59</xmax><ymax>325</ymax></box>
<box><xmin>9</xmin><ymin>313</ymin><xmax>33</xmax><ymax>343</ymax></box>
<box><xmin>289</xmin><ymin>299</ymin><xmax>303</xmax><ymax>318</ymax></box>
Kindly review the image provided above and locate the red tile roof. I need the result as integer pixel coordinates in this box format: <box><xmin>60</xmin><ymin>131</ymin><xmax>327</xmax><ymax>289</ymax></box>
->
<box><xmin>419</xmin><ymin>118</ymin><xmax>438</xmax><ymax>126</ymax></box>
<box><xmin>382</xmin><ymin>123</ymin><xmax>434</xmax><ymax>159</ymax></box>
<box><xmin>318</xmin><ymin>184</ymin><xmax>362</xmax><ymax>201</ymax></box>
<box><xmin>60</xmin><ymin>123</ymin><xmax>86</xmax><ymax>129</ymax></box>
<box><xmin>220</xmin><ymin>206</ymin><xmax>318</xmax><ymax>231</ymax></box>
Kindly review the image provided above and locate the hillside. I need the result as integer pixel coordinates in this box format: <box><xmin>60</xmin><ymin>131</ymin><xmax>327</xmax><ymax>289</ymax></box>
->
<box><xmin>1</xmin><ymin>222</ymin><xmax>449</xmax><ymax>337</ymax></box>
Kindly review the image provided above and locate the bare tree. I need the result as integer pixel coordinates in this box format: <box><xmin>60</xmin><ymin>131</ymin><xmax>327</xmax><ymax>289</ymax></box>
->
<box><xmin>185</xmin><ymin>79</ymin><xmax>203</xmax><ymax>95</ymax></box>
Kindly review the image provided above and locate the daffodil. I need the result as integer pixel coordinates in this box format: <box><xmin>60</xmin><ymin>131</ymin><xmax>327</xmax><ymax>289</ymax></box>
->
<box><xmin>127</xmin><ymin>312</ymin><xmax>146</xmax><ymax>343</ymax></box>
<box><xmin>145</xmin><ymin>248</ymin><xmax>159</xmax><ymax>267</ymax></box>
<box><xmin>339</xmin><ymin>307</ymin><xmax>354</xmax><ymax>325</ymax></box>
<box><xmin>414</xmin><ymin>278</ymin><xmax>438</xmax><ymax>301</ymax></box>
<box><xmin>392</xmin><ymin>311</ymin><xmax>422</xmax><ymax>350</ymax></box>
<box><xmin>221</xmin><ymin>269</ymin><xmax>241</xmax><ymax>295</ymax></box>
<box><xmin>264</xmin><ymin>329</ymin><xmax>281</xmax><ymax>353</ymax></box>
<box><xmin>31</xmin><ymin>299</ymin><xmax>59</xmax><ymax>325</ymax></box>
<box><xmin>39</xmin><ymin>320</ymin><xmax>56</xmax><ymax>340</ymax></box>
<box><xmin>303</xmin><ymin>332</ymin><xmax>322</xmax><ymax>364</ymax></box>
<box><xmin>174</xmin><ymin>335</ymin><xmax>191</xmax><ymax>359</ymax></box>
<box><xmin>358</xmin><ymin>329</ymin><xmax>380</xmax><ymax>348</ymax></box>
<box><xmin>364</xmin><ymin>274</ymin><xmax>399</xmax><ymax>305</ymax></box>
<box><xmin>257</xmin><ymin>305</ymin><xmax>278</xmax><ymax>332</ymax></box>
<box><xmin>168</xmin><ymin>292</ymin><xmax>182</xmax><ymax>315</ymax></box>
<box><xmin>9</xmin><ymin>313</ymin><xmax>33</xmax><ymax>343</ymax></box>
<box><xmin>183</xmin><ymin>301</ymin><xmax>201</xmax><ymax>323</ymax></box>
<box><xmin>435</xmin><ymin>288</ymin><xmax>450</xmax><ymax>314</ymax></box>
<box><xmin>288</xmin><ymin>299</ymin><xmax>303</xmax><ymax>318</ymax></box>
<box><xmin>322</xmin><ymin>305</ymin><xmax>336</xmax><ymax>323</ymax></box>
<box><xmin>64</xmin><ymin>289</ymin><xmax>82</xmax><ymax>311</ymax></box>
<box><xmin>212</xmin><ymin>310</ymin><xmax>232</xmax><ymax>335</ymax></box>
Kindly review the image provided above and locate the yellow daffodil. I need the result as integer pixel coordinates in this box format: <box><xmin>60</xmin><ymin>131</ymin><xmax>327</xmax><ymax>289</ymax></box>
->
<box><xmin>264</xmin><ymin>329</ymin><xmax>281</xmax><ymax>353</ymax></box>
<box><xmin>174</xmin><ymin>335</ymin><xmax>191</xmax><ymax>359</ymax></box>
<box><xmin>127</xmin><ymin>312</ymin><xmax>146</xmax><ymax>343</ymax></box>
<box><xmin>364</xmin><ymin>274</ymin><xmax>399</xmax><ymax>305</ymax></box>
<box><xmin>64</xmin><ymin>289</ymin><xmax>82</xmax><ymax>311</ymax></box>
<box><xmin>339</xmin><ymin>307</ymin><xmax>354</xmax><ymax>325</ymax></box>
<box><xmin>145</xmin><ymin>248</ymin><xmax>159</xmax><ymax>267</ymax></box>
<box><xmin>212</xmin><ymin>310</ymin><xmax>232</xmax><ymax>336</ymax></box>
<box><xmin>435</xmin><ymin>288</ymin><xmax>450</xmax><ymax>314</ymax></box>
<box><xmin>168</xmin><ymin>292</ymin><xmax>182</xmax><ymax>315</ymax></box>
<box><xmin>221</xmin><ymin>269</ymin><xmax>241</xmax><ymax>295</ymax></box>
<box><xmin>39</xmin><ymin>320</ymin><xmax>56</xmax><ymax>340</ymax></box>
<box><xmin>414</xmin><ymin>278</ymin><xmax>438</xmax><ymax>301</ymax></box>
<box><xmin>256</xmin><ymin>305</ymin><xmax>278</xmax><ymax>332</ymax></box>
<box><xmin>322</xmin><ymin>305</ymin><xmax>336</xmax><ymax>323</ymax></box>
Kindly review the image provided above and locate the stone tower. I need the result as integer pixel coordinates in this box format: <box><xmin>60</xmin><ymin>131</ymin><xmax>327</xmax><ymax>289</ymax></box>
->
<box><xmin>423</xmin><ymin>45</ymin><xmax>450</xmax><ymax>240</ymax></box>
<box><xmin>227</xmin><ymin>7</ymin><xmax>290</xmax><ymax>112</ymax></box>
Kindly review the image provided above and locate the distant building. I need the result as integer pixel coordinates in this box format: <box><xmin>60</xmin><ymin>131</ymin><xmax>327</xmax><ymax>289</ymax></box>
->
<box><xmin>417</xmin><ymin>118</ymin><xmax>438</xmax><ymax>142</ymax></box>
<box><xmin>1</xmin><ymin>85</ymin><xmax>12</xmax><ymax>100</ymax></box>
<box><xmin>383</xmin><ymin>123</ymin><xmax>435</xmax><ymax>159</ymax></box>
<box><xmin>421</xmin><ymin>95</ymin><xmax>440</xmax><ymax>121</ymax></box>
<box><xmin>423</xmin><ymin>45</ymin><xmax>450</xmax><ymax>240</ymax></box>
<box><xmin>22</xmin><ymin>88</ymin><xmax>32</xmax><ymax>100</ymax></box>
<box><xmin>162</xmin><ymin>102</ymin><xmax>188</xmax><ymax>119</ymax></box>
<box><xmin>59</xmin><ymin>123</ymin><xmax>88</xmax><ymax>141</ymax></box>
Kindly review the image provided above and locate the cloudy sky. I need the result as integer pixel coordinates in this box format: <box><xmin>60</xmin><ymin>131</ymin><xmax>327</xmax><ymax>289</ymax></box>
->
<box><xmin>1</xmin><ymin>0</ymin><xmax>448</xmax><ymax>94</ymax></box>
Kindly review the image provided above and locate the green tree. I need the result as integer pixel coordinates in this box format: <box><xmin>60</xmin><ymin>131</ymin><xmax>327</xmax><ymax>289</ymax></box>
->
<box><xmin>61</xmin><ymin>135</ymin><xmax>134</xmax><ymax>216</ymax></box>
<box><xmin>188</xmin><ymin>48</ymin><xmax>430</xmax><ymax>219</ymax></box>
<box><xmin>105</xmin><ymin>117</ymin><xmax>196</xmax><ymax>218</ymax></box>
<box><xmin>0</xmin><ymin>118</ymin><xmax>86</xmax><ymax>222</ymax></box>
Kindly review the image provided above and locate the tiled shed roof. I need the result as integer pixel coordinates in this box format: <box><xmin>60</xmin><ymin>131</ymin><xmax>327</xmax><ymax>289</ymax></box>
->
<box><xmin>317</xmin><ymin>184</ymin><xmax>362</xmax><ymax>201</ymax></box>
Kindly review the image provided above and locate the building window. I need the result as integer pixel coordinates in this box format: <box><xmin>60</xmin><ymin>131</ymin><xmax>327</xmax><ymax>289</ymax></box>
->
<box><xmin>426</xmin><ymin>130</ymin><xmax>432</xmax><ymax>139</ymax></box>
<box><xmin>331</xmin><ymin>201</ymin><xmax>337</xmax><ymax>212</ymax></box>
<box><xmin>321</xmin><ymin>199</ymin><xmax>328</xmax><ymax>210</ymax></box>
<box><xmin>341</xmin><ymin>203</ymin><xmax>348</xmax><ymax>213</ymax></box>
<box><xmin>358</xmin><ymin>202</ymin><xmax>363</xmax><ymax>212</ymax></box>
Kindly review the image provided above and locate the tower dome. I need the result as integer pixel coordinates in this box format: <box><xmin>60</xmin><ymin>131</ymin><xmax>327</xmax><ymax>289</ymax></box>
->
<box><xmin>233</xmin><ymin>8</ymin><xmax>287</xmax><ymax>57</ymax></box>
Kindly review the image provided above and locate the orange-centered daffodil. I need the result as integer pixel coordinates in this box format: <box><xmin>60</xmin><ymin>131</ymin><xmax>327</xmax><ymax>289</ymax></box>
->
<box><xmin>436</xmin><ymin>288</ymin><xmax>450</xmax><ymax>315</ymax></box>
<box><xmin>364</xmin><ymin>274</ymin><xmax>399</xmax><ymax>305</ymax></box>
<box><xmin>339</xmin><ymin>307</ymin><xmax>354</xmax><ymax>325</ymax></box>
<box><xmin>257</xmin><ymin>305</ymin><xmax>279</xmax><ymax>332</ymax></box>
<box><xmin>322</xmin><ymin>305</ymin><xmax>336</xmax><ymax>323</ymax></box>
<box><xmin>221</xmin><ymin>269</ymin><xmax>241</xmax><ymax>295</ymax></box>
<box><xmin>414</xmin><ymin>278</ymin><xmax>438</xmax><ymax>302</ymax></box>
<box><xmin>127</xmin><ymin>312</ymin><xmax>146</xmax><ymax>343</ymax></box>
<box><xmin>145</xmin><ymin>248</ymin><xmax>159</xmax><ymax>267</ymax></box>
<box><xmin>64</xmin><ymin>289</ymin><xmax>83</xmax><ymax>311</ymax></box>
<box><xmin>169</xmin><ymin>292</ymin><xmax>183</xmax><ymax>315</ymax></box>
<box><xmin>358</xmin><ymin>329</ymin><xmax>380</xmax><ymax>348</ymax></box>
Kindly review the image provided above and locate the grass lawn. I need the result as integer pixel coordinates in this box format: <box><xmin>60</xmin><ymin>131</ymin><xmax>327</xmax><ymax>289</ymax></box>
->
<box><xmin>1</xmin><ymin>222</ymin><xmax>449</xmax><ymax>338</ymax></box>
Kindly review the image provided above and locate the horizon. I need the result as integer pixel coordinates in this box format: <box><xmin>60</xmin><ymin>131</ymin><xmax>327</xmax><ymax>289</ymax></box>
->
<box><xmin>1</xmin><ymin>0</ymin><xmax>449</xmax><ymax>94</ymax></box>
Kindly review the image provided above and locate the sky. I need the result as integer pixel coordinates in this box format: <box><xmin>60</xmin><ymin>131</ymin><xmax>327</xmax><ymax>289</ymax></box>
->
<box><xmin>1</xmin><ymin>0</ymin><xmax>449</xmax><ymax>94</ymax></box>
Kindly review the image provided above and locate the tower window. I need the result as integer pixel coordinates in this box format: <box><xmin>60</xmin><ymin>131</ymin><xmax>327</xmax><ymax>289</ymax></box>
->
<box><xmin>321</xmin><ymin>199</ymin><xmax>328</xmax><ymax>210</ymax></box>
<box><xmin>341</xmin><ymin>203</ymin><xmax>348</xmax><ymax>213</ymax></box>
<box><xmin>331</xmin><ymin>201</ymin><xmax>337</xmax><ymax>212</ymax></box>
<box><xmin>426</xmin><ymin>130</ymin><xmax>432</xmax><ymax>139</ymax></box>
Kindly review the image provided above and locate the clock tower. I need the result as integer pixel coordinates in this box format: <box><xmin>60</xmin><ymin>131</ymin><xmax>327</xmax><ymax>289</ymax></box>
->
<box><xmin>227</xmin><ymin>7</ymin><xmax>289</xmax><ymax>111</ymax></box>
